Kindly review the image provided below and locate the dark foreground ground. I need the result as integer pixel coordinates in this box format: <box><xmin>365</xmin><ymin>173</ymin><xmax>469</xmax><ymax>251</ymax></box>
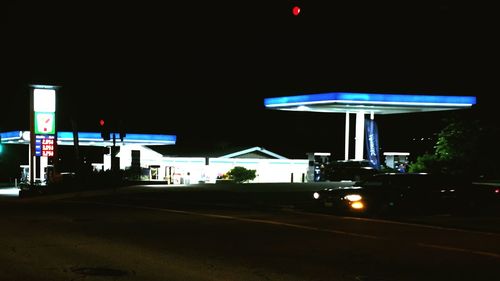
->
<box><xmin>1</xmin><ymin>182</ymin><xmax>499</xmax><ymax>280</ymax></box>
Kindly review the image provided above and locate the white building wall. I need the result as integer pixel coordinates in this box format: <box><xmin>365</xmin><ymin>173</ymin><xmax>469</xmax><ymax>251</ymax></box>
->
<box><xmin>207</xmin><ymin>158</ymin><xmax>309</xmax><ymax>183</ymax></box>
<box><xmin>117</xmin><ymin>144</ymin><xmax>163</xmax><ymax>169</ymax></box>
<box><xmin>108</xmin><ymin>145</ymin><xmax>309</xmax><ymax>184</ymax></box>
<box><xmin>103</xmin><ymin>154</ymin><xmax>111</xmax><ymax>171</ymax></box>
<box><xmin>257</xmin><ymin>160</ymin><xmax>309</xmax><ymax>183</ymax></box>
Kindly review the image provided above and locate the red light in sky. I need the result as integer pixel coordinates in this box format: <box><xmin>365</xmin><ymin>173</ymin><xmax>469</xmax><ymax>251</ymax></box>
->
<box><xmin>99</xmin><ymin>119</ymin><xmax>105</xmax><ymax>126</ymax></box>
<box><xmin>292</xmin><ymin>6</ymin><xmax>301</xmax><ymax>16</ymax></box>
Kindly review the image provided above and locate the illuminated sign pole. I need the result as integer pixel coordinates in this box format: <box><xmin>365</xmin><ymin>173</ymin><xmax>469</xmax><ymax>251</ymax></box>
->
<box><xmin>30</xmin><ymin>85</ymin><xmax>59</xmax><ymax>186</ymax></box>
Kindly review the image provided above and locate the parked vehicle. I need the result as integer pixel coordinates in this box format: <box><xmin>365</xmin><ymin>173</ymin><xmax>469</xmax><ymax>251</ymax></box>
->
<box><xmin>312</xmin><ymin>173</ymin><xmax>499</xmax><ymax>216</ymax></box>
<box><xmin>322</xmin><ymin>160</ymin><xmax>378</xmax><ymax>182</ymax></box>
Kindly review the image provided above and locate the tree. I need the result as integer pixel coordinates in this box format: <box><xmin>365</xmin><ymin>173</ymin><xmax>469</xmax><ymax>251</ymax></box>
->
<box><xmin>434</xmin><ymin>119</ymin><xmax>480</xmax><ymax>176</ymax></box>
<box><xmin>408</xmin><ymin>117</ymin><xmax>500</xmax><ymax>178</ymax></box>
<box><xmin>408</xmin><ymin>153</ymin><xmax>441</xmax><ymax>174</ymax></box>
<box><xmin>226</xmin><ymin>166</ymin><xmax>257</xmax><ymax>183</ymax></box>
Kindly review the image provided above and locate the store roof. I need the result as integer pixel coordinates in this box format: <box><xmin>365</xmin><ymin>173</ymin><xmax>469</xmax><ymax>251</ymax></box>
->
<box><xmin>150</xmin><ymin>146</ymin><xmax>288</xmax><ymax>159</ymax></box>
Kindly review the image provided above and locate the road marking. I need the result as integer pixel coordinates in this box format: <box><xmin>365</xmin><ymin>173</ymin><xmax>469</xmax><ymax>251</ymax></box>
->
<box><xmin>290</xmin><ymin>210</ymin><xmax>500</xmax><ymax>237</ymax></box>
<box><xmin>74</xmin><ymin>201</ymin><xmax>381</xmax><ymax>240</ymax></box>
<box><xmin>68</xmin><ymin>201</ymin><xmax>500</xmax><ymax>259</ymax></box>
<box><xmin>418</xmin><ymin>243</ymin><xmax>500</xmax><ymax>259</ymax></box>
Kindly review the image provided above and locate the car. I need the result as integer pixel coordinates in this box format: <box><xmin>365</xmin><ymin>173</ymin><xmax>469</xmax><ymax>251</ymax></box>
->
<box><xmin>322</xmin><ymin>160</ymin><xmax>379</xmax><ymax>182</ymax></box>
<box><xmin>312</xmin><ymin>173</ymin><xmax>499</xmax><ymax>216</ymax></box>
<box><xmin>464</xmin><ymin>182</ymin><xmax>500</xmax><ymax>214</ymax></box>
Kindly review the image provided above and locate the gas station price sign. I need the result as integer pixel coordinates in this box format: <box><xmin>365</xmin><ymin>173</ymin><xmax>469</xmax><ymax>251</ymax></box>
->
<box><xmin>35</xmin><ymin>135</ymin><xmax>56</xmax><ymax>157</ymax></box>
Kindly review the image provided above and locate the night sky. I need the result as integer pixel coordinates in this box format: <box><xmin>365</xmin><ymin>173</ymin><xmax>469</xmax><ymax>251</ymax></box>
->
<box><xmin>1</xmin><ymin>1</ymin><xmax>498</xmax><ymax>159</ymax></box>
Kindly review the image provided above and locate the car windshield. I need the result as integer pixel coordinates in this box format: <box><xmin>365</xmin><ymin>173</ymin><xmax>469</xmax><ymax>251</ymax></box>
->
<box><xmin>358</xmin><ymin>174</ymin><xmax>433</xmax><ymax>188</ymax></box>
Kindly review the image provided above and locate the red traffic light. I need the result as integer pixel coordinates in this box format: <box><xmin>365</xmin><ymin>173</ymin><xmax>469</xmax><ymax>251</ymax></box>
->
<box><xmin>292</xmin><ymin>6</ymin><xmax>301</xmax><ymax>16</ymax></box>
<box><xmin>99</xmin><ymin>119</ymin><xmax>105</xmax><ymax>127</ymax></box>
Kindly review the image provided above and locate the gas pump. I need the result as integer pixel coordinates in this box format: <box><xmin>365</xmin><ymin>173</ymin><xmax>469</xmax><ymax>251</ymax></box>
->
<box><xmin>19</xmin><ymin>165</ymin><xmax>29</xmax><ymax>186</ymax></box>
<box><xmin>306</xmin><ymin>152</ymin><xmax>331</xmax><ymax>182</ymax></box>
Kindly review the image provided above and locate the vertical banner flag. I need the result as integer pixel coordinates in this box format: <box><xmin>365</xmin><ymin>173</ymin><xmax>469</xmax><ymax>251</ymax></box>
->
<box><xmin>365</xmin><ymin>118</ymin><xmax>380</xmax><ymax>170</ymax></box>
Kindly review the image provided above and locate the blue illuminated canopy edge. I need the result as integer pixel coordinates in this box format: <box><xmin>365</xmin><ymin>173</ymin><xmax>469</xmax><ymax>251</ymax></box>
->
<box><xmin>0</xmin><ymin>131</ymin><xmax>176</xmax><ymax>144</ymax></box>
<box><xmin>264</xmin><ymin>92</ymin><xmax>477</xmax><ymax>107</ymax></box>
<box><xmin>0</xmin><ymin>131</ymin><xmax>22</xmax><ymax>140</ymax></box>
<box><xmin>57</xmin><ymin>132</ymin><xmax>177</xmax><ymax>142</ymax></box>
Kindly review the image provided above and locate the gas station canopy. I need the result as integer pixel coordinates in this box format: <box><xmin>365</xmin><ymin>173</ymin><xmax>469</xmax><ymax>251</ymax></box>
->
<box><xmin>264</xmin><ymin>92</ymin><xmax>477</xmax><ymax>161</ymax></box>
<box><xmin>264</xmin><ymin>92</ymin><xmax>476</xmax><ymax>114</ymax></box>
<box><xmin>0</xmin><ymin>131</ymin><xmax>176</xmax><ymax>146</ymax></box>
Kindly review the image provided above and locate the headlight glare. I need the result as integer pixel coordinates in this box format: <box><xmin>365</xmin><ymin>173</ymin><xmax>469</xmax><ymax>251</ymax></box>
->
<box><xmin>344</xmin><ymin>194</ymin><xmax>362</xmax><ymax>202</ymax></box>
<box><xmin>313</xmin><ymin>192</ymin><xmax>320</xmax><ymax>199</ymax></box>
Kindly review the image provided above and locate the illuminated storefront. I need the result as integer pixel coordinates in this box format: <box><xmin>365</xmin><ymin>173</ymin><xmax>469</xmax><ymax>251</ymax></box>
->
<box><xmin>116</xmin><ymin>145</ymin><xmax>309</xmax><ymax>183</ymax></box>
<box><xmin>1</xmin><ymin>132</ymin><xmax>308</xmax><ymax>184</ymax></box>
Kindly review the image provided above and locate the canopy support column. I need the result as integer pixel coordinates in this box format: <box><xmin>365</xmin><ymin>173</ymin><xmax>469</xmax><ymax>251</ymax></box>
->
<box><xmin>354</xmin><ymin>112</ymin><xmax>365</xmax><ymax>160</ymax></box>
<box><xmin>344</xmin><ymin>112</ymin><xmax>350</xmax><ymax>160</ymax></box>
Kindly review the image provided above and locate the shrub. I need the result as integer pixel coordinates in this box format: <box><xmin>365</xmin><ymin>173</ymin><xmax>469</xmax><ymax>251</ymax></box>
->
<box><xmin>226</xmin><ymin>166</ymin><xmax>257</xmax><ymax>183</ymax></box>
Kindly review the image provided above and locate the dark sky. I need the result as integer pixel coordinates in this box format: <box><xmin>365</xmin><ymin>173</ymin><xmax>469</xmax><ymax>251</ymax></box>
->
<box><xmin>1</xmin><ymin>1</ymin><xmax>498</xmax><ymax>158</ymax></box>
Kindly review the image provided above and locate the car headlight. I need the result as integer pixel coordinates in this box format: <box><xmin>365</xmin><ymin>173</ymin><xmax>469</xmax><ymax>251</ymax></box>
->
<box><xmin>344</xmin><ymin>194</ymin><xmax>362</xmax><ymax>202</ymax></box>
<box><xmin>313</xmin><ymin>192</ymin><xmax>320</xmax><ymax>199</ymax></box>
<box><xmin>350</xmin><ymin>201</ymin><xmax>365</xmax><ymax>210</ymax></box>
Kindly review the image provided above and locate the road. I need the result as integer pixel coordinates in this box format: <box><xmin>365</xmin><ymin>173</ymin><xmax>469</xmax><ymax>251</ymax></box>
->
<box><xmin>1</xmin><ymin>183</ymin><xmax>499</xmax><ymax>281</ymax></box>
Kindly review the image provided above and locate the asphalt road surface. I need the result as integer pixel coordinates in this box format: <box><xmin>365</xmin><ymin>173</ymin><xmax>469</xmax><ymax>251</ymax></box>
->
<box><xmin>1</xmin><ymin>184</ymin><xmax>499</xmax><ymax>281</ymax></box>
